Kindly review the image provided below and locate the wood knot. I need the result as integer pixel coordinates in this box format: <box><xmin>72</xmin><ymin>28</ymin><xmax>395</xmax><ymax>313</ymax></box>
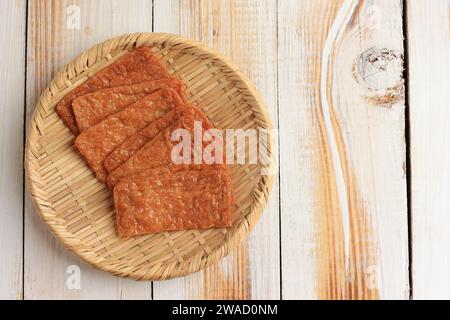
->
<box><xmin>355</xmin><ymin>47</ymin><xmax>404</xmax><ymax>107</ymax></box>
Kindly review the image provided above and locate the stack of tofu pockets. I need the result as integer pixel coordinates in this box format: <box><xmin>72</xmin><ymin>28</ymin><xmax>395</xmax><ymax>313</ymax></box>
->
<box><xmin>56</xmin><ymin>47</ymin><xmax>233</xmax><ymax>237</ymax></box>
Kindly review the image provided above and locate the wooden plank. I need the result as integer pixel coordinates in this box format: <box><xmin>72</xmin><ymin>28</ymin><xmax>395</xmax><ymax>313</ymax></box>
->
<box><xmin>152</xmin><ymin>0</ymin><xmax>280</xmax><ymax>299</ymax></box>
<box><xmin>24</xmin><ymin>0</ymin><xmax>153</xmax><ymax>299</ymax></box>
<box><xmin>0</xmin><ymin>0</ymin><xmax>26</xmax><ymax>300</ymax></box>
<box><xmin>407</xmin><ymin>0</ymin><xmax>450</xmax><ymax>299</ymax></box>
<box><xmin>279</xmin><ymin>0</ymin><xmax>409</xmax><ymax>299</ymax></box>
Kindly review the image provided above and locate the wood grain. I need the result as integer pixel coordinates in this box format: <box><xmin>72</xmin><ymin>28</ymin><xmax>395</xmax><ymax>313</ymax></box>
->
<box><xmin>279</xmin><ymin>0</ymin><xmax>409</xmax><ymax>299</ymax></box>
<box><xmin>152</xmin><ymin>0</ymin><xmax>280</xmax><ymax>300</ymax></box>
<box><xmin>407</xmin><ymin>0</ymin><xmax>450</xmax><ymax>299</ymax></box>
<box><xmin>0</xmin><ymin>0</ymin><xmax>26</xmax><ymax>300</ymax></box>
<box><xmin>24</xmin><ymin>0</ymin><xmax>154</xmax><ymax>299</ymax></box>
<box><xmin>18</xmin><ymin>0</ymin><xmax>450</xmax><ymax>299</ymax></box>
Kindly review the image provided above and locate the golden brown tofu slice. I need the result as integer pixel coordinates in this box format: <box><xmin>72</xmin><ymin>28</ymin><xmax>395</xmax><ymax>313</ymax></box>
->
<box><xmin>104</xmin><ymin>105</ymin><xmax>205</xmax><ymax>173</ymax></box>
<box><xmin>113</xmin><ymin>167</ymin><xmax>233</xmax><ymax>236</ymax></box>
<box><xmin>106</xmin><ymin>111</ymin><xmax>217</xmax><ymax>188</ymax></box>
<box><xmin>56</xmin><ymin>47</ymin><xmax>174</xmax><ymax>135</ymax></box>
<box><xmin>73</xmin><ymin>78</ymin><xmax>184</xmax><ymax>132</ymax></box>
<box><xmin>75</xmin><ymin>88</ymin><xmax>184</xmax><ymax>182</ymax></box>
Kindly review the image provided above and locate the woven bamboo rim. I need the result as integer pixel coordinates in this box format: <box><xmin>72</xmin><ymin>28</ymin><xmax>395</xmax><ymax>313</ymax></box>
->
<box><xmin>25</xmin><ymin>33</ymin><xmax>274</xmax><ymax>280</ymax></box>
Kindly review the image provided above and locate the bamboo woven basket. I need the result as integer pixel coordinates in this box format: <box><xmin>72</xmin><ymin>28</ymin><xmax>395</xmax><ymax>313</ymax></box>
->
<box><xmin>25</xmin><ymin>33</ymin><xmax>274</xmax><ymax>280</ymax></box>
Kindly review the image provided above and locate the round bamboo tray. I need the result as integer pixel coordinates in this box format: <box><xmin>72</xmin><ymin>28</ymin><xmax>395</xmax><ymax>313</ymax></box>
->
<box><xmin>25</xmin><ymin>33</ymin><xmax>274</xmax><ymax>280</ymax></box>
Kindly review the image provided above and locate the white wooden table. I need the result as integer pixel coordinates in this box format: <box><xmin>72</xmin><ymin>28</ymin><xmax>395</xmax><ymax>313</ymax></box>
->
<box><xmin>1</xmin><ymin>0</ymin><xmax>449</xmax><ymax>300</ymax></box>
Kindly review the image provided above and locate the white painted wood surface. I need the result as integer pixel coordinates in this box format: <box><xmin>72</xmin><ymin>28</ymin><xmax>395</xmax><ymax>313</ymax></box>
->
<box><xmin>0</xmin><ymin>0</ymin><xmax>448</xmax><ymax>300</ymax></box>
<box><xmin>152</xmin><ymin>0</ymin><xmax>280</xmax><ymax>300</ymax></box>
<box><xmin>407</xmin><ymin>0</ymin><xmax>450</xmax><ymax>300</ymax></box>
<box><xmin>0</xmin><ymin>0</ymin><xmax>26</xmax><ymax>300</ymax></box>
<box><xmin>24</xmin><ymin>0</ymin><xmax>154</xmax><ymax>299</ymax></box>
<box><xmin>279</xmin><ymin>0</ymin><xmax>408</xmax><ymax>299</ymax></box>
